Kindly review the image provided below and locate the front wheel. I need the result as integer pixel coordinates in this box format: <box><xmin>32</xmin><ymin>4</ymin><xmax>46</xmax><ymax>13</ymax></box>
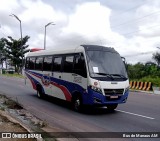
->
<box><xmin>37</xmin><ymin>86</ymin><xmax>44</xmax><ymax>99</ymax></box>
<box><xmin>107</xmin><ymin>104</ymin><xmax>118</xmax><ymax>111</ymax></box>
<box><xmin>72</xmin><ymin>96</ymin><xmax>82</xmax><ymax>112</ymax></box>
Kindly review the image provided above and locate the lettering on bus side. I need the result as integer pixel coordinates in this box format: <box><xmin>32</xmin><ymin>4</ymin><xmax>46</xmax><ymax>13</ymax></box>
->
<box><xmin>41</xmin><ymin>75</ymin><xmax>51</xmax><ymax>86</ymax></box>
<box><xmin>73</xmin><ymin>76</ymin><xmax>82</xmax><ymax>83</ymax></box>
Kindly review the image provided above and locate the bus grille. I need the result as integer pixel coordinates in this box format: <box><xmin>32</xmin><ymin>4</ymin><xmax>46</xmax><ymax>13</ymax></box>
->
<box><xmin>104</xmin><ymin>89</ymin><xmax>124</xmax><ymax>96</ymax></box>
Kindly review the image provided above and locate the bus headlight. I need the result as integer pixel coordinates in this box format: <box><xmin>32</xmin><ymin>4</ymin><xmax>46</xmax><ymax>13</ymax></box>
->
<box><xmin>90</xmin><ymin>85</ymin><xmax>102</xmax><ymax>94</ymax></box>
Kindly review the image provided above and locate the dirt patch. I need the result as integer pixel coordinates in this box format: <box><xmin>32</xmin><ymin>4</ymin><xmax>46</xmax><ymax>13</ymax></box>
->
<box><xmin>0</xmin><ymin>112</ymin><xmax>37</xmax><ymax>141</ymax></box>
<box><xmin>0</xmin><ymin>94</ymin><xmax>53</xmax><ymax>141</ymax></box>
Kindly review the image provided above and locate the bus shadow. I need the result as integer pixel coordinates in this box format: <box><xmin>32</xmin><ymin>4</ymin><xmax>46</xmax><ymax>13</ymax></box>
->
<box><xmin>81</xmin><ymin>106</ymin><xmax>117</xmax><ymax>115</ymax></box>
<box><xmin>33</xmin><ymin>94</ymin><xmax>117</xmax><ymax>115</ymax></box>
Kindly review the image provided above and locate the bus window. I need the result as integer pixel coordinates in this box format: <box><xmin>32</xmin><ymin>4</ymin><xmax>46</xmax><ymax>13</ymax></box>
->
<box><xmin>43</xmin><ymin>56</ymin><xmax>52</xmax><ymax>71</ymax></box>
<box><xmin>29</xmin><ymin>57</ymin><xmax>35</xmax><ymax>70</ymax></box>
<box><xmin>53</xmin><ymin>56</ymin><xmax>62</xmax><ymax>72</ymax></box>
<box><xmin>35</xmin><ymin>57</ymin><xmax>43</xmax><ymax>71</ymax></box>
<box><xmin>73</xmin><ymin>54</ymin><xmax>87</xmax><ymax>78</ymax></box>
<box><xmin>25</xmin><ymin>58</ymin><xmax>30</xmax><ymax>69</ymax></box>
<box><xmin>63</xmin><ymin>55</ymin><xmax>74</xmax><ymax>73</ymax></box>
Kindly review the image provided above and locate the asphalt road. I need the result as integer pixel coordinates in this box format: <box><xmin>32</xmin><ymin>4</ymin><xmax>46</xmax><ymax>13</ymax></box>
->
<box><xmin>0</xmin><ymin>75</ymin><xmax>160</xmax><ymax>141</ymax></box>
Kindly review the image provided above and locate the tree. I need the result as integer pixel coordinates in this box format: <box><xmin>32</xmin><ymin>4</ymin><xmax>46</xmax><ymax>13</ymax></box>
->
<box><xmin>0</xmin><ymin>38</ymin><xmax>6</xmax><ymax>68</ymax></box>
<box><xmin>145</xmin><ymin>62</ymin><xmax>160</xmax><ymax>77</ymax></box>
<box><xmin>2</xmin><ymin>36</ymin><xmax>30</xmax><ymax>73</ymax></box>
<box><xmin>152</xmin><ymin>52</ymin><xmax>160</xmax><ymax>66</ymax></box>
<box><xmin>127</xmin><ymin>62</ymin><xmax>146</xmax><ymax>79</ymax></box>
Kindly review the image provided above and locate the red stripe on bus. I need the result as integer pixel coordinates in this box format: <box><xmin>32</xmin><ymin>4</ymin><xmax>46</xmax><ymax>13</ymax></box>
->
<box><xmin>51</xmin><ymin>82</ymin><xmax>72</xmax><ymax>101</ymax></box>
<box><xmin>28</xmin><ymin>76</ymin><xmax>36</xmax><ymax>90</ymax></box>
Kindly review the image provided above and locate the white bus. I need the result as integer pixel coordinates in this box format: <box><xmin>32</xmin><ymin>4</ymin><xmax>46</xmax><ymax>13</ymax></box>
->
<box><xmin>24</xmin><ymin>45</ymin><xmax>129</xmax><ymax>111</ymax></box>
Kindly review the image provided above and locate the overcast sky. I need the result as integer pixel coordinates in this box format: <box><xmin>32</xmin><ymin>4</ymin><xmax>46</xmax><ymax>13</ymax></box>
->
<box><xmin>0</xmin><ymin>0</ymin><xmax>160</xmax><ymax>64</ymax></box>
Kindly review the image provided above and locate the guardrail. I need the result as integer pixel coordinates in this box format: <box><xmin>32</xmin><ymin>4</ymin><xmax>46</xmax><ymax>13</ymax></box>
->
<box><xmin>130</xmin><ymin>81</ymin><xmax>152</xmax><ymax>91</ymax></box>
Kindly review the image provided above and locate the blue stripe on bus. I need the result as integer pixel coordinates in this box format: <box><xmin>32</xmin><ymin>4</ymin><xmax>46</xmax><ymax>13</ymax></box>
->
<box><xmin>25</xmin><ymin>72</ymin><xmax>45</xmax><ymax>94</ymax></box>
<box><xmin>25</xmin><ymin>70</ymin><xmax>87</xmax><ymax>102</ymax></box>
<box><xmin>25</xmin><ymin>70</ymin><xmax>129</xmax><ymax>105</ymax></box>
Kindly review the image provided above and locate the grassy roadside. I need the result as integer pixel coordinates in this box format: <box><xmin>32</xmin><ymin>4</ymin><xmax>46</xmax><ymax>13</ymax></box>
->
<box><xmin>0</xmin><ymin>73</ymin><xmax>25</xmax><ymax>78</ymax></box>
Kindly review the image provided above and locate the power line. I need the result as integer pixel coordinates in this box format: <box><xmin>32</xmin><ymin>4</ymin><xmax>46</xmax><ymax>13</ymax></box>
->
<box><xmin>119</xmin><ymin>23</ymin><xmax>160</xmax><ymax>37</ymax></box>
<box><xmin>111</xmin><ymin>2</ymin><xmax>145</xmax><ymax>21</ymax></box>
<box><xmin>111</xmin><ymin>10</ymin><xmax>160</xmax><ymax>29</ymax></box>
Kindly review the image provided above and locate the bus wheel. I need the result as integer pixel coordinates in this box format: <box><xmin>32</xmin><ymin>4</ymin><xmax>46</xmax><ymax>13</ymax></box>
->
<box><xmin>72</xmin><ymin>96</ymin><xmax>82</xmax><ymax>112</ymax></box>
<box><xmin>37</xmin><ymin>86</ymin><xmax>43</xmax><ymax>99</ymax></box>
<box><xmin>107</xmin><ymin>104</ymin><xmax>118</xmax><ymax>111</ymax></box>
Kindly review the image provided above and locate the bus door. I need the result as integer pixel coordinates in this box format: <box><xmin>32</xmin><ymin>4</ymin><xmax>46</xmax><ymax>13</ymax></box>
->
<box><xmin>72</xmin><ymin>53</ymin><xmax>88</xmax><ymax>92</ymax></box>
<box><xmin>62</xmin><ymin>55</ymin><xmax>74</xmax><ymax>101</ymax></box>
<box><xmin>51</xmin><ymin>56</ymin><xmax>64</xmax><ymax>99</ymax></box>
<box><xmin>62</xmin><ymin>53</ymin><xmax>87</xmax><ymax>101</ymax></box>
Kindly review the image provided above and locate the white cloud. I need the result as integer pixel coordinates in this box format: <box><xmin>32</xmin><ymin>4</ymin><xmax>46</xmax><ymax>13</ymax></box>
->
<box><xmin>0</xmin><ymin>0</ymin><xmax>19</xmax><ymax>12</ymax></box>
<box><xmin>19</xmin><ymin>0</ymin><xmax>66</xmax><ymax>24</ymax></box>
<box><xmin>1</xmin><ymin>26</ymin><xmax>13</xmax><ymax>36</ymax></box>
<box><xmin>62</xmin><ymin>2</ymin><xmax>125</xmax><ymax>47</ymax></box>
<box><xmin>63</xmin><ymin>2</ymin><xmax>111</xmax><ymax>37</ymax></box>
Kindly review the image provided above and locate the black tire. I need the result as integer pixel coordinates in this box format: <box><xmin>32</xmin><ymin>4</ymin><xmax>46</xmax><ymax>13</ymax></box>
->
<box><xmin>72</xmin><ymin>95</ymin><xmax>82</xmax><ymax>112</ymax></box>
<box><xmin>37</xmin><ymin>85</ymin><xmax>44</xmax><ymax>99</ymax></box>
<box><xmin>107</xmin><ymin>104</ymin><xmax>118</xmax><ymax>111</ymax></box>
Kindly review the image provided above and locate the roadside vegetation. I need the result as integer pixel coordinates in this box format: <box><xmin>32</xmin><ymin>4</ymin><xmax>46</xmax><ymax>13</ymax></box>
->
<box><xmin>0</xmin><ymin>36</ymin><xmax>30</xmax><ymax>74</ymax></box>
<box><xmin>0</xmin><ymin>73</ymin><xmax>24</xmax><ymax>78</ymax></box>
<box><xmin>127</xmin><ymin>52</ymin><xmax>160</xmax><ymax>87</ymax></box>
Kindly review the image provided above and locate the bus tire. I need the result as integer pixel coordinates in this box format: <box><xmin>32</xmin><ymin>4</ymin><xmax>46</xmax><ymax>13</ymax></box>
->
<box><xmin>72</xmin><ymin>95</ymin><xmax>82</xmax><ymax>112</ymax></box>
<box><xmin>107</xmin><ymin>104</ymin><xmax>118</xmax><ymax>111</ymax></box>
<box><xmin>37</xmin><ymin>85</ymin><xmax>44</xmax><ymax>99</ymax></box>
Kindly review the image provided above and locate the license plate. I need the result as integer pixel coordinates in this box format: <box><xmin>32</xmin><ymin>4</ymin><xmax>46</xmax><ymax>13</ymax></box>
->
<box><xmin>110</xmin><ymin>96</ymin><xmax>118</xmax><ymax>99</ymax></box>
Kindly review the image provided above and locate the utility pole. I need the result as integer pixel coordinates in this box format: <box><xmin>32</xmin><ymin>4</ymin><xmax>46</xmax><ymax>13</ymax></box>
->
<box><xmin>10</xmin><ymin>14</ymin><xmax>23</xmax><ymax>72</ymax></box>
<box><xmin>44</xmin><ymin>22</ymin><xmax>55</xmax><ymax>50</ymax></box>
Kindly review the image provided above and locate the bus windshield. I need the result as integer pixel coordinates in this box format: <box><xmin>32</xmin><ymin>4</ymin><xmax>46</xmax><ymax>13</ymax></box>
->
<box><xmin>86</xmin><ymin>50</ymin><xmax>128</xmax><ymax>80</ymax></box>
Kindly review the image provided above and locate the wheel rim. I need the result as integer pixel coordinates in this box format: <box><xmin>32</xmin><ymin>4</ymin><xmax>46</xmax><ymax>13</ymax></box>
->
<box><xmin>75</xmin><ymin>99</ymin><xmax>80</xmax><ymax>111</ymax></box>
<box><xmin>37</xmin><ymin>91</ymin><xmax>40</xmax><ymax>97</ymax></box>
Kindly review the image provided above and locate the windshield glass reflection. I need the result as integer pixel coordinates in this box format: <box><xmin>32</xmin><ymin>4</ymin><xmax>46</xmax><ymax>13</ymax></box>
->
<box><xmin>86</xmin><ymin>50</ymin><xmax>128</xmax><ymax>80</ymax></box>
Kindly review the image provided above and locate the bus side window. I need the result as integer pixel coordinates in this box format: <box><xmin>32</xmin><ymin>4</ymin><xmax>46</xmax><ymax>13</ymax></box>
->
<box><xmin>43</xmin><ymin>56</ymin><xmax>52</xmax><ymax>71</ymax></box>
<box><xmin>63</xmin><ymin>55</ymin><xmax>74</xmax><ymax>73</ymax></box>
<box><xmin>29</xmin><ymin>57</ymin><xmax>35</xmax><ymax>70</ymax></box>
<box><xmin>35</xmin><ymin>57</ymin><xmax>43</xmax><ymax>71</ymax></box>
<box><xmin>73</xmin><ymin>54</ymin><xmax>87</xmax><ymax>78</ymax></box>
<box><xmin>53</xmin><ymin>56</ymin><xmax>62</xmax><ymax>72</ymax></box>
<box><xmin>25</xmin><ymin>58</ymin><xmax>30</xmax><ymax>69</ymax></box>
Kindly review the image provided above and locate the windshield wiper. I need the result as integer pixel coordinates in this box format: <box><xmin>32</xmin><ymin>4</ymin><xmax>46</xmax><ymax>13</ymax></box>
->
<box><xmin>94</xmin><ymin>72</ymin><xmax>114</xmax><ymax>79</ymax></box>
<box><xmin>110</xmin><ymin>74</ymin><xmax>127</xmax><ymax>79</ymax></box>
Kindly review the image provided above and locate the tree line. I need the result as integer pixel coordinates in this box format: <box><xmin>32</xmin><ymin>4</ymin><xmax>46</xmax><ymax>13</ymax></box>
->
<box><xmin>127</xmin><ymin>53</ymin><xmax>160</xmax><ymax>86</ymax></box>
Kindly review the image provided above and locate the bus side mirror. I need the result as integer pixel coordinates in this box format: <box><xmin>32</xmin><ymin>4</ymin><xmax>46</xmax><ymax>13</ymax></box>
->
<box><xmin>121</xmin><ymin>57</ymin><xmax>126</xmax><ymax>64</ymax></box>
<box><xmin>121</xmin><ymin>57</ymin><xmax>128</xmax><ymax>70</ymax></box>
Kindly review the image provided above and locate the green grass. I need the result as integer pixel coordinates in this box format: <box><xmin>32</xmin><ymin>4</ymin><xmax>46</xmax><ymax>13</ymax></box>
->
<box><xmin>0</xmin><ymin>73</ymin><xmax>24</xmax><ymax>78</ymax></box>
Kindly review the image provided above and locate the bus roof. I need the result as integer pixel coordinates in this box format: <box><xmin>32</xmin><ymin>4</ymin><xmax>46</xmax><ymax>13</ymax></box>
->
<box><xmin>26</xmin><ymin>45</ymin><xmax>117</xmax><ymax>57</ymax></box>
